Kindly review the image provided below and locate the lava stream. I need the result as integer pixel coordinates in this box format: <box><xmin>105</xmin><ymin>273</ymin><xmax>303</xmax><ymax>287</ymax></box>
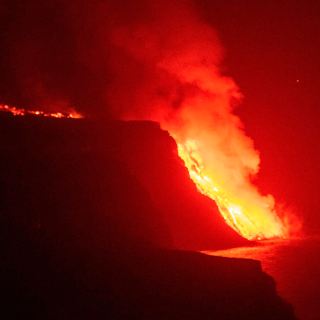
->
<box><xmin>177</xmin><ymin>139</ymin><xmax>286</xmax><ymax>240</ymax></box>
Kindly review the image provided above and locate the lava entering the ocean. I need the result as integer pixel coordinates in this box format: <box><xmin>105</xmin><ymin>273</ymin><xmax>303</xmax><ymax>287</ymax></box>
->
<box><xmin>176</xmin><ymin>139</ymin><xmax>285</xmax><ymax>240</ymax></box>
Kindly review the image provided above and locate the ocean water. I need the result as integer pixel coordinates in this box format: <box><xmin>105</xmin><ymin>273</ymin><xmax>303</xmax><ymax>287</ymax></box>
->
<box><xmin>203</xmin><ymin>236</ymin><xmax>320</xmax><ymax>320</ymax></box>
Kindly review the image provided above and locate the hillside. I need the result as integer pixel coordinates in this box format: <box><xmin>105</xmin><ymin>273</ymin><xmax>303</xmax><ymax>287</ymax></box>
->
<box><xmin>0</xmin><ymin>114</ymin><xmax>297</xmax><ymax>319</ymax></box>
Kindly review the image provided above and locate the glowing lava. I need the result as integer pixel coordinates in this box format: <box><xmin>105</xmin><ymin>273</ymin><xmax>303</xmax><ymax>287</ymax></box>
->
<box><xmin>0</xmin><ymin>105</ymin><xmax>82</xmax><ymax>118</ymax></box>
<box><xmin>176</xmin><ymin>139</ymin><xmax>286</xmax><ymax>240</ymax></box>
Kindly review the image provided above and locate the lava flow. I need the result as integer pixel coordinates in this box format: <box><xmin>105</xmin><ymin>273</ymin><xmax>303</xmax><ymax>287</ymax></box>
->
<box><xmin>0</xmin><ymin>105</ymin><xmax>82</xmax><ymax>118</ymax></box>
<box><xmin>176</xmin><ymin>139</ymin><xmax>286</xmax><ymax>240</ymax></box>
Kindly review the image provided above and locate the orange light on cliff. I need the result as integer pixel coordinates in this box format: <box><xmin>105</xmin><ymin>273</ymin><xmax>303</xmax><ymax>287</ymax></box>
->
<box><xmin>0</xmin><ymin>105</ymin><xmax>82</xmax><ymax>118</ymax></box>
<box><xmin>176</xmin><ymin>139</ymin><xmax>286</xmax><ymax>240</ymax></box>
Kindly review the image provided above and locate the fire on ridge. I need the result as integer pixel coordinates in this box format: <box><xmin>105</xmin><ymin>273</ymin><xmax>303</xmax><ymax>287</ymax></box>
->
<box><xmin>176</xmin><ymin>139</ymin><xmax>285</xmax><ymax>240</ymax></box>
<box><xmin>0</xmin><ymin>104</ymin><xmax>288</xmax><ymax>240</ymax></box>
<box><xmin>0</xmin><ymin>105</ymin><xmax>82</xmax><ymax>119</ymax></box>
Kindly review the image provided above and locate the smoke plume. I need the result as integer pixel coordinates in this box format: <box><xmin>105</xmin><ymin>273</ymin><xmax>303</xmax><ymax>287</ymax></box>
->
<box><xmin>1</xmin><ymin>0</ymin><xmax>293</xmax><ymax>237</ymax></box>
<box><xmin>95</xmin><ymin>0</ymin><xmax>265</xmax><ymax>210</ymax></box>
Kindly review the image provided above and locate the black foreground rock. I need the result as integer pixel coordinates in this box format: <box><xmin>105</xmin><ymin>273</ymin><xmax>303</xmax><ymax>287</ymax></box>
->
<box><xmin>0</xmin><ymin>114</ymin><xmax>298</xmax><ymax>319</ymax></box>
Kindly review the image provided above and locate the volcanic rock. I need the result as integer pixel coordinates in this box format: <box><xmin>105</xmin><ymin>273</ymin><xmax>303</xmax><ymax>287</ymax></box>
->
<box><xmin>0</xmin><ymin>114</ymin><xmax>297</xmax><ymax>319</ymax></box>
<box><xmin>0</xmin><ymin>113</ymin><xmax>249</xmax><ymax>250</ymax></box>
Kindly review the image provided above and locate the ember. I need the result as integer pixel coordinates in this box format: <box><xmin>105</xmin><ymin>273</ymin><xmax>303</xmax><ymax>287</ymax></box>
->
<box><xmin>176</xmin><ymin>139</ymin><xmax>285</xmax><ymax>240</ymax></box>
<box><xmin>0</xmin><ymin>105</ymin><xmax>82</xmax><ymax>119</ymax></box>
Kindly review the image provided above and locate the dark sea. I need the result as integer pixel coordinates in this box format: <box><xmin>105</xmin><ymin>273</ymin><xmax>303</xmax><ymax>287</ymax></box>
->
<box><xmin>203</xmin><ymin>236</ymin><xmax>320</xmax><ymax>320</ymax></box>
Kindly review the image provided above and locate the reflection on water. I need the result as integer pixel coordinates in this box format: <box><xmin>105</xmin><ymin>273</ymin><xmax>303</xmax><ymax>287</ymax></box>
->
<box><xmin>202</xmin><ymin>236</ymin><xmax>320</xmax><ymax>320</ymax></box>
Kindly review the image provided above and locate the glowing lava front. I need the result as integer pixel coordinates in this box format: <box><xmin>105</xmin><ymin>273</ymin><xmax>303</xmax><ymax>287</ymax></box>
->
<box><xmin>0</xmin><ymin>104</ymin><xmax>82</xmax><ymax>118</ymax></box>
<box><xmin>177</xmin><ymin>139</ymin><xmax>286</xmax><ymax>240</ymax></box>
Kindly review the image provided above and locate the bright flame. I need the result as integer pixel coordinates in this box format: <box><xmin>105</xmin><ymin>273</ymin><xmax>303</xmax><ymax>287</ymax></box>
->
<box><xmin>176</xmin><ymin>139</ymin><xmax>286</xmax><ymax>240</ymax></box>
<box><xmin>0</xmin><ymin>104</ymin><xmax>82</xmax><ymax>119</ymax></box>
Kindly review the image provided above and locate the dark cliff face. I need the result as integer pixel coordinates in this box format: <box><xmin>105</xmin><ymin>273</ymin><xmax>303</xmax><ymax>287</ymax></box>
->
<box><xmin>0</xmin><ymin>114</ymin><xmax>248</xmax><ymax>250</ymax></box>
<box><xmin>0</xmin><ymin>114</ymin><xmax>297</xmax><ymax>320</ymax></box>
<box><xmin>0</xmin><ymin>117</ymin><xmax>173</xmax><ymax>252</ymax></box>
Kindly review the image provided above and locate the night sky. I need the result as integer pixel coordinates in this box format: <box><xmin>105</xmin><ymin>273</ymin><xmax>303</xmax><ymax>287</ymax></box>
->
<box><xmin>1</xmin><ymin>0</ymin><xmax>319</xmax><ymax>234</ymax></box>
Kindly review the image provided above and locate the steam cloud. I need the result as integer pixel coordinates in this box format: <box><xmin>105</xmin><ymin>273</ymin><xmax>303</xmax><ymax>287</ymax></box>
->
<box><xmin>1</xmin><ymin>0</ymin><xmax>291</xmax><ymax>235</ymax></box>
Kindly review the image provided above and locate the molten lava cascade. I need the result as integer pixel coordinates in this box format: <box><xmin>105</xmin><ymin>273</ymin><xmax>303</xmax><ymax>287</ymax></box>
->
<box><xmin>175</xmin><ymin>139</ymin><xmax>285</xmax><ymax>240</ymax></box>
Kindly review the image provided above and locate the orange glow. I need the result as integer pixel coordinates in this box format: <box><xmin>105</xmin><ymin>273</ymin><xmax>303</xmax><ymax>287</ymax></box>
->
<box><xmin>175</xmin><ymin>138</ymin><xmax>286</xmax><ymax>240</ymax></box>
<box><xmin>0</xmin><ymin>105</ymin><xmax>82</xmax><ymax>119</ymax></box>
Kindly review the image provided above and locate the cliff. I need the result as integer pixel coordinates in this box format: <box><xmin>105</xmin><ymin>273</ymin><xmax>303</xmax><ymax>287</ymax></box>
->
<box><xmin>0</xmin><ymin>114</ymin><xmax>249</xmax><ymax>250</ymax></box>
<box><xmin>0</xmin><ymin>114</ymin><xmax>297</xmax><ymax>319</ymax></box>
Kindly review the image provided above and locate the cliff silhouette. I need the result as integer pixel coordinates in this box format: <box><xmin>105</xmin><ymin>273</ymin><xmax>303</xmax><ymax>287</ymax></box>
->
<box><xmin>0</xmin><ymin>113</ymin><xmax>298</xmax><ymax>319</ymax></box>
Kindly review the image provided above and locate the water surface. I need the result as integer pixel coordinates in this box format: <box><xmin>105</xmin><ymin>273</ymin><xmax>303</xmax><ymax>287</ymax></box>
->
<box><xmin>203</xmin><ymin>236</ymin><xmax>320</xmax><ymax>320</ymax></box>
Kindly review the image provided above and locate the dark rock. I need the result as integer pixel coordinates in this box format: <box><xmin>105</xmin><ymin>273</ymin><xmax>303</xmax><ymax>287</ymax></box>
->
<box><xmin>0</xmin><ymin>114</ymin><xmax>297</xmax><ymax>319</ymax></box>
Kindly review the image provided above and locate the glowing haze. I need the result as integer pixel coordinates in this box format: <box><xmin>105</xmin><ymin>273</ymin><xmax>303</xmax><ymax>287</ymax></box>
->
<box><xmin>0</xmin><ymin>0</ymin><xmax>297</xmax><ymax>239</ymax></box>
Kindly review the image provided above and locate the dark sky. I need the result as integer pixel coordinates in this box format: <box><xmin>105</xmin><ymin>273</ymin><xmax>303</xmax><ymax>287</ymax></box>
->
<box><xmin>1</xmin><ymin>0</ymin><xmax>319</xmax><ymax>234</ymax></box>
